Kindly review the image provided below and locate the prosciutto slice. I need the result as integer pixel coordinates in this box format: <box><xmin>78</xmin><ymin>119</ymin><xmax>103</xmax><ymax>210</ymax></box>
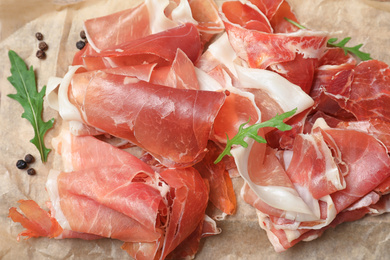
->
<box><xmin>11</xmin><ymin>127</ymin><xmax>210</xmax><ymax>259</ymax></box>
<box><xmin>342</xmin><ymin>60</ymin><xmax>390</xmax><ymax>122</ymax></box>
<box><xmin>64</xmin><ymin>69</ymin><xmax>225</xmax><ymax>168</ymax></box>
<box><xmin>222</xmin><ymin>9</ymin><xmax>328</xmax><ymax>70</ymax></box>
<box><xmin>82</xmin><ymin>23</ymin><xmax>202</xmax><ymax>71</ymax></box>
<box><xmin>84</xmin><ymin>3</ymin><xmax>151</xmax><ymax>52</ymax></box>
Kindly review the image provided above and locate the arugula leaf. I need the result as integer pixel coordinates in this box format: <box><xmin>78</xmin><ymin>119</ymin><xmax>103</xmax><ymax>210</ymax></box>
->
<box><xmin>327</xmin><ymin>37</ymin><xmax>372</xmax><ymax>61</ymax></box>
<box><xmin>214</xmin><ymin>108</ymin><xmax>297</xmax><ymax>164</ymax></box>
<box><xmin>284</xmin><ymin>17</ymin><xmax>372</xmax><ymax>61</ymax></box>
<box><xmin>7</xmin><ymin>50</ymin><xmax>54</xmax><ymax>162</ymax></box>
<box><xmin>284</xmin><ymin>17</ymin><xmax>306</xmax><ymax>30</ymax></box>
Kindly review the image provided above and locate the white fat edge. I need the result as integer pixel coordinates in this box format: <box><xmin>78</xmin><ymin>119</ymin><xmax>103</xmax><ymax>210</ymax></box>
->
<box><xmin>213</xmin><ymin>212</ymin><xmax>228</xmax><ymax>221</ymax></box>
<box><xmin>146</xmin><ymin>0</ymin><xmax>175</xmax><ymax>34</ymax></box>
<box><xmin>170</xmin><ymin>0</ymin><xmax>198</xmax><ymax>26</ymax></box>
<box><xmin>235</xmin><ymin>65</ymin><xmax>314</xmax><ymax>114</ymax></box>
<box><xmin>158</xmin><ymin>179</ymin><xmax>170</xmax><ymax>203</ymax></box>
<box><xmin>51</xmin><ymin>128</ymin><xmax>76</xmax><ymax>172</ymax></box>
<box><xmin>346</xmin><ymin>191</ymin><xmax>380</xmax><ymax>212</ymax></box>
<box><xmin>284</xmin><ymin>229</ymin><xmax>304</xmax><ymax>243</ymax></box>
<box><xmin>194</xmin><ymin>68</ymin><xmax>223</xmax><ymax>91</ymax></box>
<box><xmin>243</xmin><ymin>0</ymin><xmax>273</xmax><ymax>33</ymax></box>
<box><xmin>46</xmin><ymin>170</ymin><xmax>71</xmax><ymax>231</ymax></box>
<box><xmin>207</xmin><ymin>32</ymin><xmax>238</xmax><ymax>77</ymax></box>
<box><xmin>282</xmin><ymin>150</ymin><xmax>294</xmax><ymax>169</ymax></box>
<box><xmin>293</xmin><ymin>183</ymin><xmax>320</xmax><ymax>219</ymax></box>
<box><xmin>231</xmin><ymin>139</ymin><xmax>318</xmax><ymax>220</ymax></box>
<box><xmin>300</xmin><ymin>194</ymin><xmax>336</xmax><ymax>230</ymax></box>
<box><xmin>68</xmin><ymin>120</ymin><xmax>105</xmax><ymax>136</ymax></box>
<box><xmin>298</xmin><ymin>133</ymin><xmax>345</xmax><ymax>191</ymax></box>
<box><xmin>203</xmin><ymin>215</ymin><xmax>222</xmax><ymax>235</ymax></box>
<box><xmin>123</xmin><ymin>77</ymin><xmax>140</xmax><ymax>85</ymax></box>
<box><xmin>302</xmin><ymin>233</ymin><xmax>321</xmax><ymax>242</ymax></box>
<box><xmin>68</xmin><ymin>120</ymin><xmax>88</xmax><ymax>135</ymax></box>
<box><xmin>54</xmin><ymin>65</ymin><xmax>85</xmax><ymax>122</ymax></box>
<box><xmin>46</xmin><ymin>77</ymin><xmax>62</xmax><ymax>111</ymax></box>
<box><xmin>256</xmin><ymin>211</ymin><xmax>286</xmax><ymax>253</ymax></box>
<box><xmin>316</xmin><ymin>195</ymin><xmax>337</xmax><ymax>228</ymax></box>
<box><xmin>369</xmin><ymin>195</ymin><xmax>390</xmax><ymax>215</ymax></box>
<box><xmin>319</xmin><ymin>133</ymin><xmax>346</xmax><ymax>191</ymax></box>
<box><xmin>278</xmin><ymin>29</ymin><xmax>329</xmax><ymax>59</ymax></box>
<box><xmin>83</xmin><ymin>23</ymin><xmax>101</xmax><ymax>53</ymax></box>
<box><xmin>102</xmin><ymin>57</ymin><xmax>119</xmax><ymax>68</ymax></box>
<box><xmin>312</xmin><ymin>117</ymin><xmax>331</xmax><ymax>130</ymax></box>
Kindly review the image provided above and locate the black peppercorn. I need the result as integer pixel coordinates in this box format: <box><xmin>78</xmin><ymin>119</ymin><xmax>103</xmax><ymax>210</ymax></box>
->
<box><xmin>35</xmin><ymin>32</ymin><xmax>43</xmax><ymax>41</ymax></box>
<box><xmin>76</xmin><ymin>40</ymin><xmax>86</xmax><ymax>50</ymax></box>
<box><xmin>80</xmin><ymin>30</ymin><xmax>86</xmax><ymax>39</ymax></box>
<box><xmin>36</xmin><ymin>50</ymin><xmax>46</xmax><ymax>59</ymax></box>
<box><xmin>38</xmin><ymin>41</ymin><xmax>48</xmax><ymax>51</ymax></box>
<box><xmin>27</xmin><ymin>168</ymin><xmax>36</xmax><ymax>176</ymax></box>
<box><xmin>16</xmin><ymin>160</ymin><xmax>27</xmax><ymax>169</ymax></box>
<box><xmin>24</xmin><ymin>154</ymin><xmax>35</xmax><ymax>164</ymax></box>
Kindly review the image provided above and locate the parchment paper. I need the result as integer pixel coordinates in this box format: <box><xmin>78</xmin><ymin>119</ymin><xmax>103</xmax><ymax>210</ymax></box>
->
<box><xmin>1</xmin><ymin>0</ymin><xmax>390</xmax><ymax>259</ymax></box>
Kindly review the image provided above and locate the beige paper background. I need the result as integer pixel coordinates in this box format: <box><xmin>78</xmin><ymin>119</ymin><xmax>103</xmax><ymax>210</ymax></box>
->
<box><xmin>1</xmin><ymin>0</ymin><xmax>389</xmax><ymax>259</ymax></box>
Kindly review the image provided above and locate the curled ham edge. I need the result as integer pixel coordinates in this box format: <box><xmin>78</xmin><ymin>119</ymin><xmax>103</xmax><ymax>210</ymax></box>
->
<box><xmin>85</xmin><ymin>0</ymin><xmax>199</xmax><ymax>53</ymax></box>
<box><xmin>46</xmin><ymin>66</ymin><xmax>106</xmax><ymax>137</ymax></box>
<box><xmin>230</xmin><ymin>65</ymin><xmax>340</xmax><ymax>225</ymax></box>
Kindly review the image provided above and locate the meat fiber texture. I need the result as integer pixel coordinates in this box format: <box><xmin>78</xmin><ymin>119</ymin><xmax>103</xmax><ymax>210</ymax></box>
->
<box><xmin>1</xmin><ymin>0</ymin><xmax>390</xmax><ymax>259</ymax></box>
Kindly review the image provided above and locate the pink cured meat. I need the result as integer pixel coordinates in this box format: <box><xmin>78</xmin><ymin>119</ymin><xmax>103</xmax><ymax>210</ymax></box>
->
<box><xmin>242</xmin><ymin>182</ymin><xmax>288</xmax><ymax>219</ymax></box>
<box><xmin>342</xmin><ymin>60</ymin><xmax>390</xmax><ymax>122</ymax></box>
<box><xmin>57</xmin><ymin>166</ymin><xmax>165</xmax><ymax>235</ymax></box>
<box><xmin>54</xmin><ymin>128</ymin><xmax>156</xmax><ymax>174</ymax></box>
<box><xmin>318</xmin><ymin>48</ymin><xmax>357</xmax><ymax>66</ymax></box>
<box><xmin>248</xmin><ymin>0</ymin><xmax>284</xmax><ymax>20</ymax></box>
<box><xmin>82</xmin><ymin>23</ymin><xmax>202</xmax><ymax>71</ymax></box>
<box><xmin>337</xmin><ymin>119</ymin><xmax>390</xmax><ymax>152</ymax></box>
<box><xmin>269</xmin><ymin>0</ymin><xmax>299</xmax><ymax>33</ymax></box>
<box><xmin>221</xmin><ymin>1</ymin><xmax>272</xmax><ymax>33</ymax></box>
<box><xmin>222</xmin><ymin>16</ymin><xmax>328</xmax><ymax>70</ymax></box>
<box><xmin>8</xmin><ymin>200</ymin><xmax>63</xmax><ymax>241</ymax></box>
<box><xmin>322</xmin><ymin>128</ymin><xmax>390</xmax><ymax>212</ymax></box>
<box><xmin>57</xmin><ymin>190</ymin><xmax>163</xmax><ymax>242</ymax></box>
<box><xmin>187</xmin><ymin>0</ymin><xmax>224</xmax><ymax>46</ymax></box>
<box><xmin>84</xmin><ymin>3</ymin><xmax>150</xmax><ymax>52</ymax></box>
<box><xmin>68</xmin><ymin>70</ymin><xmax>226</xmax><ymax>168</ymax></box>
<box><xmin>52</xmin><ymin>132</ymin><xmax>166</xmax><ymax>242</ymax></box>
<box><xmin>149</xmin><ymin>49</ymin><xmax>200</xmax><ymax>90</ymax></box>
<box><xmin>286</xmin><ymin>131</ymin><xmax>345</xmax><ymax>200</ymax></box>
<box><xmin>212</xmin><ymin>90</ymin><xmax>260</xmax><ymax>144</ymax></box>
<box><xmin>194</xmin><ymin>141</ymin><xmax>237</xmax><ymax>215</ymax></box>
<box><xmin>159</xmin><ymin>167</ymin><xmax>208</xmax><ymax>259</ymax></box>
<box><xmin>270</xmin><ymin>53</ymin><xmax>318</xmax><ymax>94</ymax></box>
<box><xmin>266</xmin><ymin>108</ymin><xmax>310</xmax><ymax>150</ymax></box>
<box><xmin>310</xmin><ymin>63</ymin><xmax>356</xmax><ymax>119</ymax></box>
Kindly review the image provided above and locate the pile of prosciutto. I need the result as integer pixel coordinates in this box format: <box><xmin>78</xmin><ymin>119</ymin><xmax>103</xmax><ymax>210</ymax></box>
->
<box><xmin>9</xmin><ymin>0</ymin><xmax>390</xmax><ymax>258</ymax></box>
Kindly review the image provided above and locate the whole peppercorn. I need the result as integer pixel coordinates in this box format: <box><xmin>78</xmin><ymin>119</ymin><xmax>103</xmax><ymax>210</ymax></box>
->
<box><xmin>16</xmin><ymin>160</ymin><xmax>27</xmax><ymax>169</ymax></box>
<box><xmin>38</xmin><ymin>41</ymin><xmax>48</xmax><ymax>51</ymax></box>
<box><xmin>76</xmin><ymin>40</ymin><xmax>86</xmax><ymax>50</ymax></box>
<box><xmin>27</xmin><ymin>168</ymin><xmax>36</xmax><ymax>176</ymax></box>
<box><xmin>80</xmin><ymin>30</ymin><xmax>86</xmax><ymax>39</ymax></box>
<box><xmin>35</xmin><ymin>32</ymin><xmax>43</xmax><ymax>41</ymax></box>
<box><xmin>36</xmin><ymin>50</ymin><xmax>46</xmax><ymax>59</ymax></box>
<box><xmin>24</xmin><ymin>154</ymin><xmax>35</xmax><ymax>164</ymax></box>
